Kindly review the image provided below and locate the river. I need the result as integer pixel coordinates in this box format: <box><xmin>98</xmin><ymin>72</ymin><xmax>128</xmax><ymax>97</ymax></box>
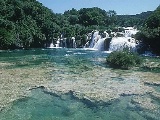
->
<box><xmin>0</xmin><ymin>48</ymin><xmax>160</xmax><ymax>120</ymax></box>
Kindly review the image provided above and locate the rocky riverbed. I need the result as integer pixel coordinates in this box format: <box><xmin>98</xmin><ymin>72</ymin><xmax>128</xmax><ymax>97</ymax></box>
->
<box><xmin>0</xmin><ymin>59</ymin><xmax>160</xmax><ymax>112</ymax></box>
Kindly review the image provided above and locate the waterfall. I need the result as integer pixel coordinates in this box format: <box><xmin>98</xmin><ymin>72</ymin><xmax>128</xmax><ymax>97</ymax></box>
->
<box><xmin>72</xmin><ymin>37</ymin><xmax>76</xmax><ymax>48</ymax></box>
<box><xmin>109</xmin><ymin>37</ymin><xmax>137</xmax><ymax>52</ymax></box>
<box><xmin>55</xmin><ymin>38</ymin><xmax>60</xmax><ymax>47</ymax></box>
<box><xmin>93</xmin><ymin>31</ymin><xmax>109</xmax><ymax>50</ymax></box>
<box><xmin>108</xmin><ymin>27</ymin><xmax>139</xmax><ymax>52</ymax></box>
<box><xmin>89</xmin><ymin>31</ymin><xmax>101</xmax><ymax>48</ymax></box>
<box><xmin>49</xmin><ymin>43</ymin><xmax>54</xmax><ymax>48</ymax></box>
<box><xmin>48</xmin><ymin>27</ymin><xmax>139</xmax><ymax>51</ymax></box>
<box><xmin>93</xmin><ymin>38</ymin><xmax>106</xmax><ymax>50</ymax></box>
<box><xmin>85</xmin><ymin>30</ymin><xmax>109</xmax><ymax>50</ymax></box>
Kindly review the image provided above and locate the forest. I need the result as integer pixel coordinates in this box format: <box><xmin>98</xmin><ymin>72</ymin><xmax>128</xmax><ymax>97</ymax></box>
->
<box><xmin>0</xmin><ymin>0</ymin><xmax>160</xmax><ymax>54</ymax></box>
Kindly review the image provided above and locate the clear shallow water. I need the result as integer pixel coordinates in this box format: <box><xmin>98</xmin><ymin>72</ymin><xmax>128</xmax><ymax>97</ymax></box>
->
<box><xmin>0</xmin><ymin>88</ymin><xmax>153</xmax><ymax>120</ymax></box>
<box><xmin>0</xmin><ymin>48</ymin><xmax>107</xmax><ymax>68</ymax></box>
<box><xmin>0</xmin><ymin>48</ymin><xmax>160</xmax><ymax>120</ymax></box>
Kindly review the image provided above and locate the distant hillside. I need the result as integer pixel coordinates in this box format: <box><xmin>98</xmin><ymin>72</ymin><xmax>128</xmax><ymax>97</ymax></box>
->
<box><xmin>134</xmin><ymin>11</ymin><xmax>153</xmax><ymax>19</ymax></box>
<box><xmin>118</xmin><ymin>11</ymin><xmax>153</xmax><ymax>19</ymax></box>
<box><xmin>116</xmin><ymin>11</ymin><xmax>153</xmax><ymax>27</ymax></box>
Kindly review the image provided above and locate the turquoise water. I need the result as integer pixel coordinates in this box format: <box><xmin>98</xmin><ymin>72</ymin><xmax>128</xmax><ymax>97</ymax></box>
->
<box><xmin>0</xmin><ymin>88</ymin><xmax>154</xmax><ymax>120</ymax></box>
<box><xmin>0</xmin><ymin>48</ymin><xmax>107</xmax><ymax>68</ymax></box>
<box><xmin>0</xmin><ymin>48</ymin><xmax>160</xmax><ymax>120</ymax></box>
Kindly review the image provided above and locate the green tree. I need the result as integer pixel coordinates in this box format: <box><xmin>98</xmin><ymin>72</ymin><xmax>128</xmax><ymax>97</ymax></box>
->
<box><xmin>137</xmin><ymin>6</ymin><xmax>160</xmax><ymax>55</ymax></box>
<box><xmin>106</xmin><ymin>10</ymin><xmax>117</xmax><ymax>26</ymax></box>
<box><xmin>78</xmin><ymin>7</ymin><xmax>107</xmax><ymax>26</ymax></box>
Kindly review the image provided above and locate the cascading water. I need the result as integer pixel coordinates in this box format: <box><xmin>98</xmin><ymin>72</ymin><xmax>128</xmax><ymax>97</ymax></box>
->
<box><xmin>85</xmin><ymin>30</ymin><xmax>110</xmax><ymax>51</ymax></box>
<box><xmin>108</xmin><ymin>27</ymin><xmax>139</xmax><ymax>52</ymax></box>
<box><xmin>55</xmin><ymin>38</ymin><xmax>60</xmax><ymax>47</ymax></box>
<box><xmin>49</xmin><ymin>37</ymin><xmax>76</xmax><ymax>48</ymax></box>
<box><xmin>49</xmin><ymin>42</ymin><xmax>54</xmax><ymax>48</ymax></box>
<box><xmin>93</xmin><ymin>38</ymin><xmax>106</xmax><ymax>50</ymax></box>
<box><xmin>93</xmin><ymin>31</ymin><xmax>109</xmax><ymax>51</ymax></box>
<box><xmin>89</xmin><ymin>30</ymin><xmax>101</xmax><ymax>48</ymax></box>
<box><xmin>109</xmin><ymin>37</ymin><xmax>138</xmax><ymax>52</ymax></box>
<box><xmin>72</xmin><ymin>37</ymin><xmax>76</xmax><ymax>48</ymax></box>
<box><xmin>49</xmin><ymin>27</ymin><xmax>139</xmax><ymax>51</ymax></box>
<box><xmin>84</xmin><ymin>27</ymin><xmax>139</xmax><ymax>51</ymax></box>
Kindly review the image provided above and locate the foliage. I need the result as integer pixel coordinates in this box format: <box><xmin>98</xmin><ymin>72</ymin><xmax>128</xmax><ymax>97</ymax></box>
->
<box><xmin>0</xmin><ymin>0</ymin><xmax>156</xmax><ymax>50</ymax></box>
<box><xmin>135</xmin><ymin>6</ymin><xmax>160</xmax><ymax>55</ymax></box>
<box><xmin>0</xmin><ymin>28</ymin><xmax>14</xmax><ymax>48</ymax></box>
<box><xmin>106</xmin><ymin>51</ymin><xmax>142</xmax><ymax>69</ymax></box>
<box><xmin>116</xmin><ymin>11</ymin><xmax>153</xmax><ymax>28</ymax></box>
<box><xmin>0</xmin><ymin>0</ymin><xmax>59</xmax><ymax>49</ymax></box>
<box><xmin>79</xmin><ymin>7</ymin><xmax>110</xmax><ymax>26</ymax></box>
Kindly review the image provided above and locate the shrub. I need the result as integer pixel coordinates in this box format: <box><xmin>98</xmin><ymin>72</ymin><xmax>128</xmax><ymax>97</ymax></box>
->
<box><xmin>106</xmin><ymin>51</ymin><xmax>142</xmax><ymax>69</ymax></box>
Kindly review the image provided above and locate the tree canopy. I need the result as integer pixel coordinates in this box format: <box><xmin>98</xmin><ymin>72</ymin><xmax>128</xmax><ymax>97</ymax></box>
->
<box><xmin>0</xmin><ymin>0</ymin><xmax>59</xmax><ymax>49</ymax></box>
<box><xmin>0</xmin><ymin>0</ymin><xmax>157</xmax><ymax>52</ymax></box>
<box><xmin>136</xmin><ymin>6</ymin><xmax>160</xmax><ymax>55</ymax></box>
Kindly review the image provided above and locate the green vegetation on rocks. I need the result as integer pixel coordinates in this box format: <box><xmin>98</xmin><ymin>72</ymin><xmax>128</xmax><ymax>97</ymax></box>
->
<box><xmin>106</xmin><ymin>51</ymin><xmax>142</xmax><ymax>69</ymax></box>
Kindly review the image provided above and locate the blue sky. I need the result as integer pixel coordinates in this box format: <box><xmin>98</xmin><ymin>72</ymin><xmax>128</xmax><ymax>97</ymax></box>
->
<box><xmin>37</xmin><ymin>0</ymin><xmax>160</xmax><ymax>15</ymax></box>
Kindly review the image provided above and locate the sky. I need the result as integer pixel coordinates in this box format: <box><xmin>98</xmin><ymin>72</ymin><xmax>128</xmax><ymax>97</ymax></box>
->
<box><xmin>37</xmin><ymin>0</ymin><xmax>160</xmax><ymax>15</ymax></box>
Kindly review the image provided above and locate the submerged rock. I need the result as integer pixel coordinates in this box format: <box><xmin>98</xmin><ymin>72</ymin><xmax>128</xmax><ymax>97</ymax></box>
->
<box><xmin>151</xmin><ymin>91</ymin><xmax>160</xmax><ymax>100</ymax></box>
<box><xmin>142</xmin><ymin>59</ymin><xmax>160</xmax><ymax>70</ymax></box>
<box><xmin>45</xmin><ymin>68</ymin><xmax>157</xmax><ymax>108</ymax></box>
<box><xmin>131</xmin><ymin>96</ymin><xmax>158</xmax><ymax>110</ymax></box>
<box><xmin>0</xmin><ymin>49</ymin><xmax>160</xmax><ymax>117</ymax></box>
